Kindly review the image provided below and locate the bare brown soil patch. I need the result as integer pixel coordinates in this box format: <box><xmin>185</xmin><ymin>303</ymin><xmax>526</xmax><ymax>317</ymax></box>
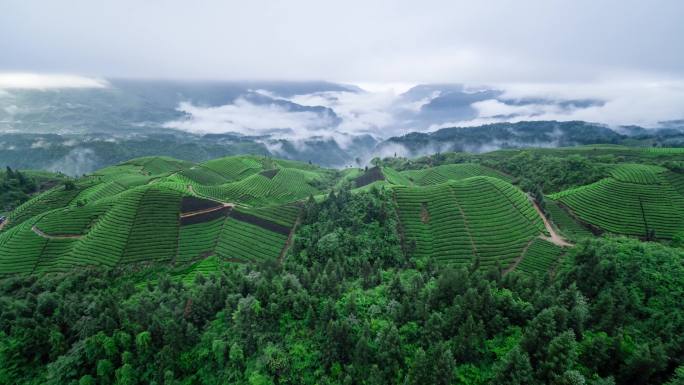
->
<box><xmin>31</xmin><ymin>226</ymin><xmax>83</xmax><ymax>239</ymax></box>
<box><xmin>420</xmin><ymin>202</ymin><xmax>430</xmax><ymax>224</ymax></box>
<box><xmin>229</xmin><ymin>210</ymin><xmax>291</xmax><ymax>235</ymax></box>
<box><xmin>260</xmin><ymin>169</ymin><xmax>279</xmax><ymax>179</ymax></box>
<box><xmin>181</xmin><ymin>196</ymin><xmax>224</xmax><ymax>214</ymax></box>
<box><xmin>180</xmin><ymin>206</ymin><xmax>232</xmax><ymax>225</ymax></box>
<box><xmin>354</xmin><ymin>167</ymin><xmax>385</xmax><ymax>188</ymax></box>
<box><xmin>529</xmin><ymin>198</ymin><xmax>573</xmax><ymax>247</ymax></box>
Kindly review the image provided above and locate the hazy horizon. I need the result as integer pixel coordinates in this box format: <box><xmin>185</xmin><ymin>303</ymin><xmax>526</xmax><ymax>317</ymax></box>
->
<box><xmin>1</xmin><ymin>1</ymin><xmax>684</xmax><ymax>140</ymax></box>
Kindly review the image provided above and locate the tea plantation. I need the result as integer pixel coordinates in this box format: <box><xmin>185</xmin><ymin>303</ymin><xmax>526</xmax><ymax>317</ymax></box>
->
<box><xmin>393</xmin><ymin>176</ymin><xmax>550</xmax><ymax>270</ymax></box>
<box><xmin>549</xmin><ymin>163</ymin><xmax>684</xmax><ymax>239</ymax></box>
<box><xmin>0</xmin><ymin>155</ymin><xmax>318</xmax><ymax>275</ymax></box>
<box><xmin>3</xmin><ymin>148</ymin><xmax>683</xmax><ymax>278</ymax></box>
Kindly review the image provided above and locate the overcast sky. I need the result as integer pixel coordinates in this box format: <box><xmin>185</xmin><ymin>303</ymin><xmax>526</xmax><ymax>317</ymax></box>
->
<box><xmin>2</xmin><ymin>0</ymin><xmax>683</xmax><ymax>84</ymax></box>
<box><xmin>1</xmin><ymin>0</ymin><xmax>683</xmax><ymax>135</ymax></box>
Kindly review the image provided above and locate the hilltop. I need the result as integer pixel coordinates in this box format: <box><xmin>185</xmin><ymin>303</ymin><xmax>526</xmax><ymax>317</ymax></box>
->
<box><xmin>0</xmin><ymin>153</ymin><xmax>573</xmax><ymax>278</ymax></box>
<box><xmin>0</xmin><ymin>156</ymin><xmax>331</xmax><ymax>276</ymax></box>
<box><xmin>3</xmin><ymin>146</ymin><xmax>684</xmax><ymax>280</ymax></box>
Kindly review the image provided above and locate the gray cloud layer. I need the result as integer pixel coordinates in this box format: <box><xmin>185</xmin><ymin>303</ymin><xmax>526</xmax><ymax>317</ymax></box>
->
<box><xmin>163</xmin><ymin>80</ymin><xmax>684</xmax><ymax>145</ymax></box>
<box><xmin>1</xmin><ymin>0</ymin><xmax>683</xmax><ymax>84</ymax></box>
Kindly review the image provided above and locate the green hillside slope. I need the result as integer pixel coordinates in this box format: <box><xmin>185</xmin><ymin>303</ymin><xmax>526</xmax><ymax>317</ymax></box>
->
<box><xmin>0</xmin><ymin>155</ymin><xmax>322</xmax><ymax>275</ymax></box>
<box><xmin>394</xmin><ymin>176</ymin><xmax>549</xmax><ymax>269</ymax></box>
<box><xmin>401</xmin><ymin>163</ymin><xmax>511</xmax><ymax>185</ymax></box>
<box><xmin>12</xmin><ymin>148</ymin><xmax>683</xmax><ymax>277</ymax></box>
<box><xmin>549</xmin><ymin>164</ymin><xmax>684</xmax><ymax>239</ymax></box>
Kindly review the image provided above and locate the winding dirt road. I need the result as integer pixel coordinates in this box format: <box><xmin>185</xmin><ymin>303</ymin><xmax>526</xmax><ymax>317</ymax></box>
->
<box><xmin>530</xmin><ymin>198</ymin><xmax>573</xmax><ymax>247</ymax></box>
<box><xmin>504</xmin><ymin>200</ymin><xmax>572</xmax><ymax>275</ymax></box>
<box><xmin>503</xmin><ymin>237</ymin><xmax>537</xmax><ymax>274</ymax></box>
<box><xmin>180</xmin><ymin>203</ymin><xmax>234</xmax><ymax>218</ymax></box>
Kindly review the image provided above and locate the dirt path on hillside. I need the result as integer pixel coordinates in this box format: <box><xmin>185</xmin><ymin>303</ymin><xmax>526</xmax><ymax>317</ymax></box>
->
<box><xmin>278</xmin><ymin>216</ymin><xmax>301</xmax><ymax>263</ymax></box>
<box><xmin>0</xmin><ymin>219</ymin><xmax>7</xmax><ymax>231</ymax></box>
<box><xmin>503</xmin><ymin>237</ymin><xmax>536</xmax><ymax>275</ymax></box>
<box><xmin>180</xmin><ymin>203</ymin><xmax>234</xmax><ymax>218</ymax></box>
<box><xmin>529</xmin><ymin>198</ymin><xmax>573</xmax><ymax>247</ymax></box>
<box><xmin>504</xmin><ymin>196</ymin><xmax>573</xmax><ymax>275</ymax></box>
<box><xmin>186</xmin><ymin>184</ymin><xmax>248</xmax><ymax>210</ymax></box>
<box><xmin>32</xmin><ymin>225</ymin><xmax>83</xmax><ymax>240</ymax></box>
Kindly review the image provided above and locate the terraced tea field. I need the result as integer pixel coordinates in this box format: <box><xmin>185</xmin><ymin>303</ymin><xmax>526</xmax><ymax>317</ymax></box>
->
<box><xmin>549</xmin><ymin>164</ymin><xmax>684</xmax><ymax>239</ymax></box>
<box><xmin>544</xmin><ymin>200</ymin><xmax>593</xmax><ymax>241</ymax></box>
<box><xmin>394</xmin><ymin>176</ymin><xmax>548</xmax><ymax>269</ymax></box>
<box><xmin>515</xmin><ymin>238</ymin><xmax>567</xmax><ymax>275</ymax></box>
<box><xmin>350</xmin><ymin>164</ymin><xmax>508</xmax><ymax>190</ymax></box>
<box><xmin>401</xmin><ymin>164</ymin><xmax>511</xmax><ymax>186</ymax></box>
<box><xmin>0</xmin><ymin>155</ymin><xmax>315</xmax><ymax>275</ymax></box>
<box><xmin>4</xmin><ymin>150</ymin><xmax>678</xmax><ymax>278</ymax></box>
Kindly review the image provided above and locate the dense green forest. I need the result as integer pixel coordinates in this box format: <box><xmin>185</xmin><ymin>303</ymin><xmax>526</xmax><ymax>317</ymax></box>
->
<box><xmin>1</xmin><ymin>187</ymin><xmax>683</xmax><ymax>384</ymax></box>
<box><xmin>0</xmin><ymin>167</ymin><xmax>65</xmax><ymax>215</ymax></box>
<box><xmin>3</xmin><ymin>120</ymin><xmax>684</xmax><ymax>175</ymax></box>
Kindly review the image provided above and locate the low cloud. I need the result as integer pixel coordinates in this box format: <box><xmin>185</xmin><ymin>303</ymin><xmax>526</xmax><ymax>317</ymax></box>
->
<box><xmin>429</xmin><ymin>80</ymin><xmax>684</xmax><ymax>130</ymax></box>
<box><xmin>3</xmin><ymin>105</ymin><xmax>18</xmax><ymax>115</ymax></box>
<box><xmin>164</xmin><ymin>87</ymin><xmax>436</xmax><ymax>150</ymax></box>
<box><xmin>0</xmin><ymin>73</ymin><xmax>109</xmax><ymax>89</ymax></box>
<box><xmin>47</xmin><ymin>148</ymin><xmax>98</xmax><ymax>176</ymax></box>
<box><xmin>372</xmin><ymin>142</ymin><xmax>413</xmax><ymax>159</ymax></box>
<box><xmin>261</xmin><ymin>141</ymin><xmax>286</xmax><ymax>156</ymax></box>
<box><xmin>164</xmin><ymin>98</ymin><xmax>337</xmax><ymax>138</ymax></box>
<box><xmin>30</xmin><ymin>139</ymin><xmax>51</xmax><ymax>149</ymax></box>
<box><xmin>288</xmin><ymin>90</ymin><xmax>400</xmax><ymax>136</ymax></box>
<box><xmin>156</xmin><ymin>79</ymin><xmax>684</xmax><ymax>160</ymax></box>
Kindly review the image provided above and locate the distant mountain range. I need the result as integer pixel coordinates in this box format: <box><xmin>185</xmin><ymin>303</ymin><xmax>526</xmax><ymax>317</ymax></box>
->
<box><xmin>0</xmin><ymin>80</ymin><xmax>353</xmax><ymax>135</ymax></box>
<box><xmin>1</xmin><ymin>80</ymin><xmax>684</xmax><ymax>174</ymax></box>
<box><xmin>379</xmin><ymin>121</ymin><xmax>622</xmax><ymax>155</ymax></box>
<box><xmin>380</xmin><ymin>120</ymin><xmax>684</xmax><ymax>157</ymax></box>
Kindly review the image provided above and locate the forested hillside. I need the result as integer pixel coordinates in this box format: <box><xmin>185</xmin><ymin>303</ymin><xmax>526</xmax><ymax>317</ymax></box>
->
<box><xmin>1</xmin><ymin>148</ymin><xmax>684</xmax><ymax>384</ymax></box>
<box><xmin>0</xmin><ymin>168</ymin><xmax>66</xmax><ymax>215</ymax></box>
<box><xmin>1</xmin><ymin>188</ymin><xmax>683</xmax><ymax>384</ymax></box>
